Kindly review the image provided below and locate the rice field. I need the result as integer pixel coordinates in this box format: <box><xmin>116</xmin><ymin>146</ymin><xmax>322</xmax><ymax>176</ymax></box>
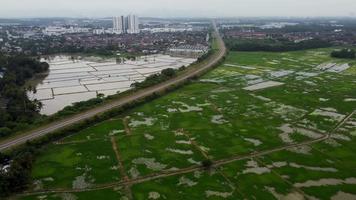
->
<box><xmin>28</xmin><ymin>54</ymin><xmax>196</xmax><ymax>115</ymax></box>
<box><xmin>19</xmin><ymin>48</ymin><xmax>356</xmax><ymax>200</ymax></box>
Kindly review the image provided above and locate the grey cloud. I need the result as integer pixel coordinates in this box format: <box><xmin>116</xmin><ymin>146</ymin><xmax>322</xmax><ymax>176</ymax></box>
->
<box><xmin>0</xmin><ymin>0</ymin><xmax>355</xmax><ymax>18</ymax></box>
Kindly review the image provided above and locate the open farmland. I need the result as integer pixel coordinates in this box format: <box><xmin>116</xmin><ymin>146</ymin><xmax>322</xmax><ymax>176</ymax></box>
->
<box><xmin>19</xmin><ymin>48</ymin><xmax>356</xmax><ymax>200</ymax></box>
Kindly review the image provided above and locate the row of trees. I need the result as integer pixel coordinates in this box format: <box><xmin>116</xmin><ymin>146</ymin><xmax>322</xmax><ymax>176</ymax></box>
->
<box><xmin>0</xmin><ymin>54</ymin><xmax>49</xmax><ymax>137</ymax></box>
<box><xmin>131</xmin><ymin>68</ymin><xmax>178</xmax><ymax>89</ymax></box>
<box><xmin>225</xmin><ymin>38</ymin><xmax>331</xmax><ymax>52</ymax></box>
<box><xmin>331</xmin><ymin>48</ymin><xmax>356</xmax><ymax>59</ymax></box>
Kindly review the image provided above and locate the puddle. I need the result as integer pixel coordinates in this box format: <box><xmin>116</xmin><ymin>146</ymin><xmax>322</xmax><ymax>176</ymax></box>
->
<box><xmin>72</xmin><ymin>174</ymin><xmax>92</xmax><ymax>189</ymax></box>
<box><xmin>278</xmin><ymin>124</ymin><xmax>295</xmax><ymax>143</ymax></box>
<box><xmin>270</xmin><ymin>70</ymin><xmax>294</xmax><ymax>78</ymax></box>
<box><xmin>144</xmin><ymin>134</ymin><xmax>155</xmax><ymax>140</ymax></box>
<box><xmin>251</xmin><ymin>94</ymin><xmax>272</xmax><ymax>102</ymax></box>
<box><xmin>166</xmin><ymin>148</ymin><xmax>193</xmax><ymax>155</ymax></box>
<box><xmin>294</xmin><ymin>177</ymin><xmax>356</xmax><ymax>188</ymax></box>
<box><xmin>243</xmin><ymin>160</ymin><xmax>271</xmax><ymax>175</ymax></box>
<box><xmin>173</xmin><ymin>101</ymin><xmax>203</xmax><ymax>113</ymax></box>
<box><xmin>243</xmin><ymin>81</ymin><xmax>284</xmax><ymax>91</ymax></box>
<box><xmin>331</xmin><ymin>191</ymin><xmax>356</xmax><ymax>200</ymax></box>
<box><xmin>148</xmin><ymin>192</ymin><xmax>161</xmax><ymax>199</ymax></box>
<box><xmin>129</xmin><ymin>117</ymin><xmax>155</xmax><ymax>127</ymax></box>
<box><xmin>327</xmin><ymin>63</ymin><xmax>350</xmax><ymax>73</ymax></box>
<box><xmin>310</xmin><ymin>109</ymin><xmax>345</xmax><ymax>122</ymax></box>
<box><xmin>188</xmin><ymin>158</ymin><xmax>201</xmax><ymax>165</ymax></box>
<box><xmin>265</xmin><ymin>186</ymin><xmax>305</xmax><ymax>200</ymax></box>
<box><xmin>211</xmin><ymin>115</ymin><xmax>228</xmax><ymax>124</ymax></box>
<box><xmin>243</xmin><ymin>137</ymin><xmax>262</xmax><ymax>146</ymax></box>
<box><xmin>324</xmin><ymin>139</ymin><xmax>341</xmax><ymax>147</ymax></box>
<box><xmin>317</xmin><ymin>63</ymin><xmax>336</xmax><ymax>70</ymax></box>
<box><xmin>205</xmin><ymin>190</ymin><xmax>233</xmax><ymax>198</ymax></box>
<box><xmin>225</xmin><ymin>64</ymin><xmax>256</xmax><ymax>69</ymax></box>
<box><xmin>96</xmin><ymin>155</ymin><xmax>110</xmax><ymax>160</ymax></box>
<box><xmin>288</xmin><ymin>146</ymin><xmax>312</xmax><ymax>155</ymax></box>
<box><xmin>331</xmin><ymin>134</ymin><xmax>351</xmax><ymax>141</ymax></box>
<box><xmin>288</xmin><ymin>163</ymin><xmax>337</xmax><ymax>172</ymax></box>
<box><xmin>167</xmin><ymin>108</ymin><xmax>178</xmax><ymax>113</ymax></box>
<box><xmin>295</xmin><ymin>127</ymin><xmax>323</xmax><ymax>139</ymax></box>
<box><xmin>132</xmin><ymin>158</ymin><xmax>167</xmax><ymax>171</ymax></box>
<box><xmin>129</xmin><ymin>166</ymin><xmax>140</xmax><ymax>178</ymax></box>
<box><xmin>176</xmin><ymin>140</ymin><xmax>191</xmax><ymax>145</ymax></box>
<box><xmin>178</xmin><ymin>176</ymin><xmax>197</xmax><ymax>187</ymax></box>
<box><xmin>109</xmin><ymin>129</ymin><xmax>125</xmax><ymax>136</ymax></box>
<box><xmin>319</xmin><ymin>98</ymin><xmax>329</xmax><ymax>102</ymax></box>
<box><xmin>344</xmin><ymin>98</ymin><xmax>356</xmax><ymax>102</ymax></box>
<box><xmin>57</xmin><ymin>193</ymin><xmax>78</xmax><ymax>200</ymax></box>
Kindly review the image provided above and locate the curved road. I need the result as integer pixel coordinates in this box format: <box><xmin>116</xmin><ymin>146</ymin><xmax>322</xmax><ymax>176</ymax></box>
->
<box><xmin>0</xmin><ymin>22</ymin><xmax>226</xmax><ymax>151</ymax></box>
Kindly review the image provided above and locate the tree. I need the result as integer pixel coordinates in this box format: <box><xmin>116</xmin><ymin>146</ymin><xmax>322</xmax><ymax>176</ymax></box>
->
<box><xmin>0</xmin><ymin>127</ymin><xmax>11</xmax><ymax>137</ymax></box>
<box><xmin>161</xmin><ymin>68</ymin><xmax>176</xmax><ymax>77</ymax></box>
<box><xmin>97</xmin><ymin>93</ymin><xmax>105</xmax><ymax>99</ymax></box>
<box><xmin>331</xmin><ymin>49</ymin><xmax>356</xmax><ymax>59</ymax></box>
<box><xmin>0</xmin><ymin>56</ymin><xmax>48</xmax><ymax>138</ymax></box>
<box><xmin>0</xmin><ymin>151</ymin><xmax>35</xmax><ymax>197</ymax></box>
<box><xmin>202</xmin><ymin>159</ymin><xmax>213</xmax><ymax>170</ymax></box>
<box><xmin>116</xmin><ymin>57</ymin><xmax>122</xmax><ymax>64</ymax></box>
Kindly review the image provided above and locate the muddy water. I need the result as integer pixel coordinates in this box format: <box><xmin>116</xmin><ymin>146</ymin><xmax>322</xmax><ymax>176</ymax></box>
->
<box><xmin>28</xmin><ymin>54</ymin><xmax>196</xmax><ymax>115</ymax></box>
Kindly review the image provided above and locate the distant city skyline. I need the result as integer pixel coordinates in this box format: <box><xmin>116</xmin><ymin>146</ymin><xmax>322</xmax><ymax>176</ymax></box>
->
<box><xmin>113</xmin><ymin>15</ymin><xmax>140</xmax><ymax>34</ymax></box>
<box><xmin>0</xmin><ymin>0</ymin><xmax>356</xmax><ymax>18</ymax></box>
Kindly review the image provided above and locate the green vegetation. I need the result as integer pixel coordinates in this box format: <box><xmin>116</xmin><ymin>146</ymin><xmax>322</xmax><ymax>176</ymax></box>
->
<box><xmin>0</xmin><ymin>54</ymin><xmax>49</xmax><ymax>137</ymax></box>
<box><xmin>9</xmin><ymin>48</ymin><xmax>356</xmax><ymax>199</ymax></box>
<box><xmin>131</xmin><ymin>68</ymin><xmax>179</xmax><ymax>89</ymax></box>
<box><xmin>0</xmin><ymin>148</ymin><xmax>36</xmax><ymax>197</ymax></box>
<box><xmin>331</xmin><ymin>48</ymin><xmax>356</xmax><ymax>59</ymax></box>
<box><xmin>225</xmin><ymin>38</ymin><xmax>331</xmax><ymax>52</ymax></box>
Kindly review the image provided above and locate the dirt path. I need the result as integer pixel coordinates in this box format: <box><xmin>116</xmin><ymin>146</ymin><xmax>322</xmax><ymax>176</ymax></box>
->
<box><xmin>180</xmin><ymin>129</ymin><xmax>210</xmax><ymax>159</ymax></box>
<box><xmin>54</xmin><ymin>138</ymin><xmax>101</xmax><ymax>145</ymax></box>
<box><xmin>255</xmin><ymin>157</ymin><xmax>308</xmax><ymax>198</ymax></box>
<box><xmin>122</xmin><ymin>117</ymin><xmax>132</xmax><ymax>136</ymax></box>
<box><xmin>110</xmin><ymin>136</ymin><xmax>133</xmax><ymax>199</ymax></box>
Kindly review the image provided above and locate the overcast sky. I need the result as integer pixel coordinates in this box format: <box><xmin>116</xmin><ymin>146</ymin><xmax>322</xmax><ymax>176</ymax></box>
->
<box><xmin>0</xmin><ymin>0</ymin><xmax>355</xmax><ymax>18</ymax></box>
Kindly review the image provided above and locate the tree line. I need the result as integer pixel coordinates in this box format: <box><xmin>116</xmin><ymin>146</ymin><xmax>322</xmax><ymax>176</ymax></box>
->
<box><xmin>225</xmin><ymin>38</ymin><xmax>331</xmax><ymax>52</ymax></box>
<box><xmin>0</xmin><ymin>54</ymin><xmax>49</xmax><ymax>137</ymax></box>
<box><xmin>0</xmin><ymin>149</ymin><xmax>36</xmax><ymax>197</ymax></box>
<box><xmin>331</xmin><ymin>48</ymin><xmax>356</xmax><ymax>59</ymax></box>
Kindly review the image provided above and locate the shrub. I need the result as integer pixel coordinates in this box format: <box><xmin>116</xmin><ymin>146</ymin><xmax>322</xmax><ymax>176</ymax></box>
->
<box><xmin>202</xmin><ymin>159</ymin><xmax>213</xmax><ymax>170</ymax></box>
<box><xmin>331</xmin><ymin>48</ymin><xmax>356</xmax><ymax>59</ymax></box>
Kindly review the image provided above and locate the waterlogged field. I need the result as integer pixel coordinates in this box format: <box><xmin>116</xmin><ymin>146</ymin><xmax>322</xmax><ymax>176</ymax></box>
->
<box><xmin>19</xmin><ymin>48</ymin><xmax>356</xmax><ymax>200</ymax></box>
<box><xmin>29</xmin><ymin>55</ymin><xmax>196</xmax><ymax>115</ymax></box>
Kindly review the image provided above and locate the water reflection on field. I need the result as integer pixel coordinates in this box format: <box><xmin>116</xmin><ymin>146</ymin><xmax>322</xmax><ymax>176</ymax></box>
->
<box><xmin>28</xmin><ymin>55</ymin><xmax>196</xmax><ymax>115</ymax></box>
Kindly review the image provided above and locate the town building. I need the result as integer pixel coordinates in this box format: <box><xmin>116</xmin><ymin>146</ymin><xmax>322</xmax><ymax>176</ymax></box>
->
<box><xmin>127</xmin><ymin>15</ymin><xmax>140</xmax><ymax>34</ymax></box>
<box><xmin>43</xmin><ymin>26</ymin><xmax>90</xmax><ymax>36</ymax></box>
<box><xmin>113</xmin><ymin>15</ymin><xmax>140</xmax><ymax>34</ymax></box>
<box><xmin>113</xmin><ymin>16</ymin><xmax>125</xmax><ymax>34</ymax></box>
<box><xmin>168</xmin><ymin>45</ymin><xmax>209</xmax><ymax>58</ymax></box>
<box><xmin>93</xmin><ymin>28</ymin><xmax>105</xmax><ymax>35</ymax></box>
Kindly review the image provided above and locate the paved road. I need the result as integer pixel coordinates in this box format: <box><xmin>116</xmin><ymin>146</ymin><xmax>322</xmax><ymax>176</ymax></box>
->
<box><xmin>0</xmin><ymin>22</ymin><xmax>226</xmax><ymax>151</ymax></box>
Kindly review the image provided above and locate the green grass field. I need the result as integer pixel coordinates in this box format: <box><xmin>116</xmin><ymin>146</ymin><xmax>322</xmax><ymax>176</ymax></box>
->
<box><xmin>18</xmin><ymin>48</ymin><xmax>356</xmax><ymax>200</ymax></box>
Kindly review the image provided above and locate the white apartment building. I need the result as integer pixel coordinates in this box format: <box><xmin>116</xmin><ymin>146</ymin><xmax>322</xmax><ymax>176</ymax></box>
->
<box><xmin>113</xmin><ymin>16</ymin><xmax>125</xmax><ymax>34</ymax></box>
<box><xmin>113</xmin><ymin>15</ymin><xmax>140</xmax><ymax>34</ymax></box>
<box><xmin>126</xmin><ymin>15</ymin><xmax>140</xmax><ymax>34</ymax></box>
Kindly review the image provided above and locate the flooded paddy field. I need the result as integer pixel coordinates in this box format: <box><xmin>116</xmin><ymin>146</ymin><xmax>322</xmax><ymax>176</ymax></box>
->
<box><xmin>20</xmin><ymin>48</ymin><xmax>356</xmax><ymax>200</ymax></box>
<box><xmin>28</xmin><ymin>55</ymin><xmax>196</xmax><ymax>115</ymax></box>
